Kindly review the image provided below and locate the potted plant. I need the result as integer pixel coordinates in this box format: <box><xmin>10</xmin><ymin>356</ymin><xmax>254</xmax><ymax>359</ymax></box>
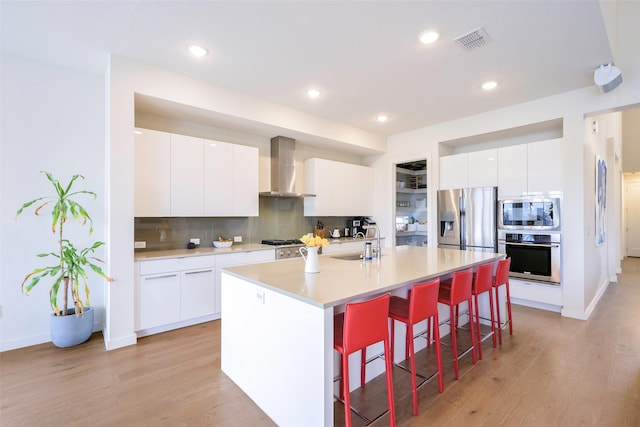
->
<box><xmin>16</xmin><ymin>171</ymin><xmax>113</xmax><ymax>347</ymax></box>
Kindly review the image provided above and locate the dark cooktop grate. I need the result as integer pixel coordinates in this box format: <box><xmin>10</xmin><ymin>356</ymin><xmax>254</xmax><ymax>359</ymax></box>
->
<box><xmin>261</xmin><ymin>239</ymin><xmax>303</xmax><ymax>246</ymax></box>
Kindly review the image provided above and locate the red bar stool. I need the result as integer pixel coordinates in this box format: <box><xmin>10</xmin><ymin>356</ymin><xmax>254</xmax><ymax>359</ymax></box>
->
<box><xmin>472</xmin><ymin>263</ymin><xmax>496</xmax><ymax>359</ymax></box>
<box><xmin>334</xmin><ymin>293</ymin><xmax>396</xmax><ymax>427</ymax></box>
<box><xmin>493</xmin><ymin>258</ymin><xmax>513</xmax><ymax>344</ymax></box>
<box><xmin>438</xmin><ymin>268</ymin><xmax>477</xmax><ymax>380</ymax></box>
<box><xmin>388</xmin><ymin>278</ymin><xmax>444</xmax><ymax>416</ymax></box>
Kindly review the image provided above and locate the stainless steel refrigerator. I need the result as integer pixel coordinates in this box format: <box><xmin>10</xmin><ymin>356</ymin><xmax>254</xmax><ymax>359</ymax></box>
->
<box><xmin>437</xmin><ymin>187</ymin><xmax>498</xmax><ymax>252</ymax></box>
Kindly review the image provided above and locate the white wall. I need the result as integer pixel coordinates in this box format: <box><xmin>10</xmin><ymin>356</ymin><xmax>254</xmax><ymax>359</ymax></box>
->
<box><xmin>375</xmin><ymin>75</ymin><xmax>639</xmax><ymax>323</ymax></box>
<box><xmin>373</xmin><ymin>0</ymin><xmax>640</xmax><ymax>320</ymax></box>
<box><xmin>583</xmin><ymin>112</ymin><xmax>623</xmax><ymax>310</ymax></box>
<box><xmin>3</xmin><ymin>1</ymin><xmax>639</xmax><ymax>350</ymax></box>
<box><xmin>621</xmin><ymin>109</ymin><xmax>640</xmax><ymax>173</ymax></box>
<box><xmin>0</xmin><ymin>54</ymin><xmax>107</xmax><ymax>351</ymax></box>
<box><xmin>105</xmin><ymin>56</ymin><xmax>387</xmax><ymax>350</ymax></box>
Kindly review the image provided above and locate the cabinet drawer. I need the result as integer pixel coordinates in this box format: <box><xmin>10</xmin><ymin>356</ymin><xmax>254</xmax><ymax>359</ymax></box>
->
<box><xmin>510</xmin><ymin>279</ymin><xmax>562</xmax><ymax>305</ymax></box>
<box><xmin>139</xmin><ymin>255</ymin><xmax>215</xmax><ymax>275</ymax></box>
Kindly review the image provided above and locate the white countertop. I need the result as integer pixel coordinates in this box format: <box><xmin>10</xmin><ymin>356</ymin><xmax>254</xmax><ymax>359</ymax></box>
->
<box><xmin>133</xmin><ymin>237</ymin><xmax>379</xmax><ymax>261</ymax></box>
<box><xmin>222</xmin><ymin>246</ymin><xmax>503</xmax><ymax>309</ymax></box>
<box><xmin>134</xmin><ymin>243</ymin><xmax>273</xmax><ymax>261</ymax></box>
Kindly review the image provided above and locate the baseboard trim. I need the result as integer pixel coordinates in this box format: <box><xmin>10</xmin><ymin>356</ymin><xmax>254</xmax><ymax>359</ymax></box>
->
<box><xmin>103</xmin><ymin>333</ymin><xmax>137</xmax><ymax>351</ymax></box>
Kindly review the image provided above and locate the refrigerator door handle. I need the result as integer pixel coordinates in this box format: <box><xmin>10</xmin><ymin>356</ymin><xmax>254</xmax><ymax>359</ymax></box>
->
<box><xmin>459</xmin><ymin>195</ymin><xmax>466</xmax><ymax>250</ymax></box>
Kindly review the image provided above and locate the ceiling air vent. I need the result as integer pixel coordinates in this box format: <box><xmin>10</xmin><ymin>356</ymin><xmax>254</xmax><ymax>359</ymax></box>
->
<box><xmin>454</xmin><ymin>27</ymin><xmax>491</xmax><ymax>52</ymax></box>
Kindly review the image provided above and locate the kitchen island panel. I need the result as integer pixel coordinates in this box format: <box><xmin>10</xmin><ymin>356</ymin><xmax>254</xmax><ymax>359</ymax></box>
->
<box><xmin>221</xmin><ymin>272</ymin><xmax>332</xmax><ymax>427</ymax></box>
<box><xmin>220</xmin><ymin>246</ymin><xmax>503</xmax><ymax>426</ymax></box>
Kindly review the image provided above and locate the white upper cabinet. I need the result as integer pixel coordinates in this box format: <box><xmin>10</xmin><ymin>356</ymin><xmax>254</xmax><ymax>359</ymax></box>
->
<box><xmin>135</xmin><ymin>128</ymin><xmax>259</xmax><ymax>217</ymax></box>
<box><xmin>527</xmin><ymin>139</ymin><xmax>562</xmax><ymax>194</ymax></box>
<box><xmin>134</xmin><ymin>129</ymin><xmax>171</xmax><ymax>217</ymax></box>
<box><xmin>467</xmin><ymin>149</ymin><xmax>498</xmax><ymax>188</ymax></box>
<box><xmin>231</xmin><ymin>144</ymin><xmax>259</xmax><ymax>216</ymax></box>
<box><xmin>440</xmin><ymin>149</ymin><xmax>498</xmax><ymax>190</ymax></box>
<box><xmin>347</xmin><ymin>164</ymin><xmax>374</xmax><ymax>216</ymax></box>
<box><xmin>498</xmin><ymin>144</ymin><xmax>528</xmax><ymax>197</ymax></box>
<box><xmin>204</xmin><ymin>141</ymin><xmax>234</xmax><ymax>216</ymax></box>
<box><xmin>439</xmin><ymin>153</ymin><xmax>468</xmax><ymax>190</ymax></box>
<box><xmin>304</xmin><ymin>158</ymin><xmax>373</xmax><ymax>216</ymax></box>
<box><xmin>171</xmin><ymin>134</ymin><xmax>205</xmax><ymax>216</ymax></box>
<box><xmin>498</xmin><ymin>139</ymin><xmax>562</xmax><ymax>197</ymax></box>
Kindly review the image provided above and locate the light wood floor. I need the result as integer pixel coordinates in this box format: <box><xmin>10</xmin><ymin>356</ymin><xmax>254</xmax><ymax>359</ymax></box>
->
<box><xmin>2</xmin><ymin>258</ymin><xmax>639</xmax><ymax>426</ymax></box>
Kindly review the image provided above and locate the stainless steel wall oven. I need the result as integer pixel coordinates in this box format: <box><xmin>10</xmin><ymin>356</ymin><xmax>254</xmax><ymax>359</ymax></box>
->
<box><xmin>498</xmin><ymin>231</ymin><xmax>561</xmax><ymax>285</ymax></box>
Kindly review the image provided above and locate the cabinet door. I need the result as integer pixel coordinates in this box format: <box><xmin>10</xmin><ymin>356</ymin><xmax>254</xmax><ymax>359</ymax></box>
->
<box><xmin>138</xmin><ymin>272</ymin><xmax>181</xmax><ymax>330</ymax></box>
<box><xmin>439</xmin><ymin>153</ymin><xmax>468</xmax><ymax>190</ymax></box>
<box><xmin>232</xmin><ymin>144</ymin><xmax>259</xmax><ymax>216</ymax></box>
<box><xmin>134</xmin><ymin>129</ymin><xmax>171</xmax><ymax>217</ymax></box>
<box><xmin>346</xmin><ymin>164</ymin><xmax>374</xmax><ymax>216</ymax></box>
<box><xmin>527</xmin><ymin>139</ymin><xmax>562</xmax><ymax>194</ymax></box>
<box><xmin>467</xmin><ymin>149</ymin><xmax>498</xmax><ymax>188</ymax></box>
<box><xmin>181</xmin><ymin>268</ymin><xmax>216</xmax><ymax>319</ymax></box>
<box><xmin>204</xmin><ymin>140</ymin><xmax>233</xmax><ymax>216</ymax></box>
<box><xmin>498</xmin><ymin>145</ymin><xmax>528</xmax><ymax>197</ymax></box>
<box><xmin>171</xmin><ymin>134</ymin><xmax>204</xmax><ymax>216</ymax></box>
<box><xmin>304</xmin><ymin>158</ymin><xmax>347</xmax><ymax>216</ymax></box>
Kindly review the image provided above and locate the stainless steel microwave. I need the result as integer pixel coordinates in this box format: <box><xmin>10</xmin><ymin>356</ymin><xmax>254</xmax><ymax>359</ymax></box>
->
<box><xmin>498</xmin><ymin>197</ymin><xmax>561</xmax><ymax>231</ymax></box>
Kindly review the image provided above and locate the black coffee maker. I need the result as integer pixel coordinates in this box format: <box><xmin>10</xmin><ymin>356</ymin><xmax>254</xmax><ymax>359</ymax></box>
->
<box><xmin>348</xmin><ymin>218</ymin><xmax>366</xmax><ymax>237</ymax></box>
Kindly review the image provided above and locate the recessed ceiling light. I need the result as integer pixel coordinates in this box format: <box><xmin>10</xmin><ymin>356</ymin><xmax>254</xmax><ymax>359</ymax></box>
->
<box><xmin>377</xmin><ymin>115</ymin><xmax>388</xmax><ymax>123</ymax></box>
<box><xmin>187</xmin><ymin>44</ymin><xmax>208</xmax><ymax>57</ymax></box>
<box><xmin>134</xmin><ymin>130</ymin><xmax>142</xmax><ymax>135</ymax></box>
<box><xmin>482</xmin><ymin>80</ymin><xmax>498</xmax><ymax>90</ymax></box>
<box><xmin>419</xmin><ymin>31</ymin><xmax>440</xmax><ymax>45</ymax></box>
<box><xmin>307</xmin><ymin>89</ymin><xmax>321</xmax><ymax>99</ymax></box>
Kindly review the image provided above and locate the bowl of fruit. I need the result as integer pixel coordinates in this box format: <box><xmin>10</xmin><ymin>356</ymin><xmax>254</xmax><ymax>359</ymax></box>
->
<box><xmin>213</xmin><ymin>236</ymin><xmax>233</xmax><ymax>248</ymax></box>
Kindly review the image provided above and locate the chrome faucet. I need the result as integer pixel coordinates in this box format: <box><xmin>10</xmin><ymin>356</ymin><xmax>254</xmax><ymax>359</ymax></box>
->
<box><xmin>364</xmin><ymin>225</ymin><xmax>381</xmax><ymax>258</ymax></box>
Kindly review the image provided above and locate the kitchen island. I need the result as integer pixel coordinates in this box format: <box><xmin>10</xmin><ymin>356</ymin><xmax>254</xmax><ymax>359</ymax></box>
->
<box><xmin>220</xmin><ymin>246</ymin><xmax>503</xmax><ymax>427</ymax></box>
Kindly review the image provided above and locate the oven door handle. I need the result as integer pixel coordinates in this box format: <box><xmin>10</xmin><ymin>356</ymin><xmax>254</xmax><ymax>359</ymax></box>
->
<box><xmin>505</xmin><ymin>242</ymin><xmax>560</xmax><ymax>248</ymax></box>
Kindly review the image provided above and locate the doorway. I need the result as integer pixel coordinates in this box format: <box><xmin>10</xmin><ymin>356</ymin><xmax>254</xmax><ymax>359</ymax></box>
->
<box><xmin>394</xmin><ymin>159</ymin><xmax>428</xmax><ymax>247</ymax></box>
<box><xmin>625</xmin><ymin>177</ymin><xmax>640</xmax><ymax>257</ymax></box>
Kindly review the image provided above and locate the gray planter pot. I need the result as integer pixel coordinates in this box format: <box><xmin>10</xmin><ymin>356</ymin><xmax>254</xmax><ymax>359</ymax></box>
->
<box><xmin>50</xmin><ymin>306</ymin><xmax>94</xmax><ymax>348</ymax></box>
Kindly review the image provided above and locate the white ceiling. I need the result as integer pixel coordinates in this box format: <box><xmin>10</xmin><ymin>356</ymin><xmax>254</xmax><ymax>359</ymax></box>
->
<box><xmin>1</xmin><ymin>0</ymin><xmax>614</xmax><ymax>136</ymax></box>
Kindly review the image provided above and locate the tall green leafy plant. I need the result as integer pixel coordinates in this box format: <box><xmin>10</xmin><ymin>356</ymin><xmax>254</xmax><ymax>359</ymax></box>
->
<box><xmin>16</xmin><ymin>172</ymin><xmax>113</xmax><ymax>316</ymax></box>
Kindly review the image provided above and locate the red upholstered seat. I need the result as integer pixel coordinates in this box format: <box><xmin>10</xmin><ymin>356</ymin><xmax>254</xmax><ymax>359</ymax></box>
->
<box><xmin>493</xmin><ymin>258</ymin><xmax>513</xmax><ymax>344</ymax></box>
<box><xmin>388</xmin><ymin>279</ymin><xmax>444</xmax><ymax>416</ymax></box>
<box><xmin>472</xmin><ymin>263</ymin><xmax>496</xmax><ymax>359</ymax></box>
<box><xmin>438</xmin><ymin>268</ymin><xmax>477</xmax><ymax>380</ymax></box>
<box><xmin>334</xmin><ymin>293</ymin><xmax>396</xmax><ymax>427</ymax></box>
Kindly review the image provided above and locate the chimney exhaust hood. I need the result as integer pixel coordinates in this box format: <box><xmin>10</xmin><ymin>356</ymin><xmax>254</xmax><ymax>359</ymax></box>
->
<box><xmin>259</xmin><ymin>136</ymin><xmax>316</xmax><ymax>198</ymax></box>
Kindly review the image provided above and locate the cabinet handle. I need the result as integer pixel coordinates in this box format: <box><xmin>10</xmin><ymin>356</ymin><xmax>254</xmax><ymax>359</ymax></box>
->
<box><xmin>144</xmin><ymin>274</ymin><xmax>178</xmax><ymax>280</ymax></box>
<box><xmin>505</xmin><ymin>242</ymin><xmax>559</xmax><ymax>248</ymax></box>
<box><xmin>185</xmin><ymin>269</ymin><xmax>213</xmax><ymax>275</ymax></box>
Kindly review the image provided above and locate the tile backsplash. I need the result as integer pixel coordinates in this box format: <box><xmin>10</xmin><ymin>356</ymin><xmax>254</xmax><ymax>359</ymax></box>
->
<box><xmin>134</xmin><ymin>197</ymin><xmax>354</xmax><ymax>251</ymax></box>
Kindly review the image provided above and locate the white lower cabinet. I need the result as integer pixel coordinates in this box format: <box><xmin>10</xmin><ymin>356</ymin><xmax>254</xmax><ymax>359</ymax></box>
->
<box><xmin>181</xmin><ymin>268</ymin><xmax>216</xmax><ymax>320</ymax></box>
<box><xmin>136</xmin><ymin>255</ymin><xmax>216</xmax><ymax>335</ymax></box>
<box><xmin>138</xmin><ymin>272</ymin><xmax>181</xmax><ymax>330</ymax></box>
<box><xmin>509</xmin><ymin>278</ymin><xmax>562</xmax><ymax>312</ymax></box>
<box><xmin>136</xmin><ymin>250</ymin><xmax>275</xmax><ymax>336</ymax></box>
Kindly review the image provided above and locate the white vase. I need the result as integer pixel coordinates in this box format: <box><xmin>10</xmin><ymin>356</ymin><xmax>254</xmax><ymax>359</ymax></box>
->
<box><xmin>299</xmin><ymin>246</ymin><xmax>320</xmax><ymax>273</ymax></box>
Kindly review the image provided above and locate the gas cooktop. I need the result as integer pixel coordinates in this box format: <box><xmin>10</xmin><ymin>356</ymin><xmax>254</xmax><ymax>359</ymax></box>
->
<box><xmin>261</xmin><ymin>239</ymin><xmax>303</xmax><ymax>246</ymax></box>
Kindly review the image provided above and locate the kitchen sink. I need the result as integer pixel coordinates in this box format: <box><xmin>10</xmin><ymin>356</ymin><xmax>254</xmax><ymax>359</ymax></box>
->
<box><xmin>330</xmin><ymin>252</ymin><xmax>364</xmax><ymax>261</ymax></box>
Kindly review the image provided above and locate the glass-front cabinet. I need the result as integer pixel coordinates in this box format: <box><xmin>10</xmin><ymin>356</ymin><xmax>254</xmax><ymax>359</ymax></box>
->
<box><xmin>395</xmin><ymin>160</ymin><xmax>427</xmax><ymax>246</ymax></box>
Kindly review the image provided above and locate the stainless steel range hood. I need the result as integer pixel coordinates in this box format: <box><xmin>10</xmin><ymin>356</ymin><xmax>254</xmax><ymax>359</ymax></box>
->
<box><xmin>259</xmin><ymin>136</ymin><xmax>316</xmax><ymax>198</ymax></box>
